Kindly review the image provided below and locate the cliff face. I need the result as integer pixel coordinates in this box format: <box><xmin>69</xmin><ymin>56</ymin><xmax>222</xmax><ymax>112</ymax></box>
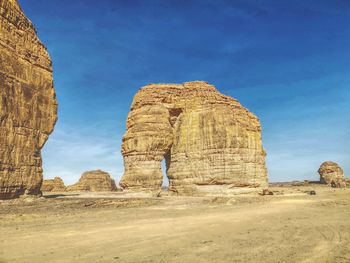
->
<box><xmin>0</xmin><ymin>0</ymin><xmax>58</xmax><ymax>199</ymax></box>
<box><xmin>120</xmin><ymin>81</ymin><xmax>267</xmax><ymax>192</ymax></box>
<box><xmin>67</xmin><ymin>170</ymin><xmax>117</xmax><ymax>192</ymax></box>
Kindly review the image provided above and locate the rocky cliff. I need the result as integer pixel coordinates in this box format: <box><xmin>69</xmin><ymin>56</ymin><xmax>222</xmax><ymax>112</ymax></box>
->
<box><xmin>41</xmin><ymin>177</ymin><xmax>66</xmax><ymax>192</ymax></box>
<box><xmin>0</xmin><ymin>0</ymin><xmax>57</xmax><ymax>199</ymax></box>
<box><xmin>67</xmin><ymin>170</ymin><xmax>117</xmax><ymax>192</ymax></box>
<box><xmin>120</xmin><ymin>81</ymin><xmax>267</xmax><ymax>192</ymax></box>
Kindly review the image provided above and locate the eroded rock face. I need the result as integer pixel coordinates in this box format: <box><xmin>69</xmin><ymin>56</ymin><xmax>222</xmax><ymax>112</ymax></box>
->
<box><xmin>68</xmin><ymin>170</ymin><xmax>116</xmax><ymax>192</ymax></box>
<box><xmin>41</xmin><ymin>177</ymin><xmax>66</xmax><ymax>192</ymax></box>
<box><xmin>318</xmin><ymin>162</ymin><xmax>346</xmax><ymax>188</ymax></box>
<box><xmin>120</xmin><ymin>81</ymin><xmax>268</xmax><ymax>192</ymax></box>
<box><xmin>0</xmin><ymin>0</ymin><xmax>58</xmax><ymax>199</ymax></box>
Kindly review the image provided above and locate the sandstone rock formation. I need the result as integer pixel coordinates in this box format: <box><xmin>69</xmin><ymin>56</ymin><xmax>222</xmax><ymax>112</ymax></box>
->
<box><xmin>41</xmin><ymin>177</ymin><xmax>66</xmax><ymax>192</ymax></box>
<box><xmin>0</xmin><ymin>0</ymin><xmax>58</xmax><ymax>199</ymax></box>
<box><xmin>67</xmin><ymin>170</ymin><xmax>117</xmax><ymax>192</ymax></box>
<box><xmin>318</xmin><ymin>161</ymin><xmax>346</xmax><ymax>188</ymax></box>
<box><xmin>120</xmin><ymin>81</ymin><xmax>268</xmax><ymax>192</ymax></box>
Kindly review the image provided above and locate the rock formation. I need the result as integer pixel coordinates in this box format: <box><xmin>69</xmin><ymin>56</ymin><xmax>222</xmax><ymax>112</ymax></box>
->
<box><xmin>318</xmin><ymin>161</ymin><xmax>347</xmax><ymax>188</ymax></box>
<box><xmin>0</xmin><ymin>0</ymin><xmax>58</xmax><ymax>199</ymax></box>
<box><xmin>120</xmin><ymin>81</ymin><xmax>268</xmax><ymax>192</ymax></box>
<box><xmin>41</xmin><ymin>177</ymin><xmax>66</xmax><ymax>192</ymax></box>
<box><xmin>67</xmin><ymin>170</ymin><xmax>117</xmax><ymax>192</ymax></box>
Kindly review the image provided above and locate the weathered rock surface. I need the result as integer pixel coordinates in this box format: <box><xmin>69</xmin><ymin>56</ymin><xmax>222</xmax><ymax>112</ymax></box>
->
<box><xmin>318</xmin><ymin>161</ymin><xmax>346</xmax><ymax>188</ymax></box>
<box><xmin>41</xmin><ymin>177</ymin><xmax>66</xmax><ymax>192</ymax></box>
<box><xmin>0</xmin><ymin>0</ymin><xmax>58</xmax><ymax>199</ymax></box>
<box><xmin>67</xmin><ymin>170</ymin><xmax>116</xmax><ymax>192</ymax></box>
<box><xmin>120</xmin><ymin>81</ymin><xmax>268</xmax><ymax>192</ymax></box>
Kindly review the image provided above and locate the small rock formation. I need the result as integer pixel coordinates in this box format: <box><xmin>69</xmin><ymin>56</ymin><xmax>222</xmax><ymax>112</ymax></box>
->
<box><xmin>0</xmin><ymin>0</ymin><xmax>58</xmax><ymax>199</ymax></box>
<box><xmin>67</xmin><ymin>170</ymin><xmax>116</xmax><ymax>192</ymax></box>
<box><xmin>41</xmin><ymin>177</ymin><xmax>66</xmax><ymax>192</ymax></box>
<box><xmin>120</xmin><ymin>81</ymin><xmax>268</xmax><ymax>193</ymax></box>
<box><xmin>318</xmin><ymin>162</ymin><xmax>347</xmax><ymax>188</ymax></box>
<box><xmin>258</xmin><ymin>189</ymin><xmax>273</xmax><ymax>196</ymax></box>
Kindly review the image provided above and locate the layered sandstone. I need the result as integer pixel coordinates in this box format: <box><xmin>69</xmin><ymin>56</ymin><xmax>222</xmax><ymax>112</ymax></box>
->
<box><xmin>41</xmin><ymin>177</ymin><xmax>66</xmax><ymax>192</ymax></box>
<box><xmin>67</xmin><ymin>170</ymin><xmax>117</xmax><ymax>192</ymax></box>
<box><xmin>0</xmin><ymin>0</ymin><xmax>58</xmax><ymax>199</ymax></box>
<box><xmin>318</xmin><ymin>161</ymin><xmax>346</xmax><ymax>188</ymax></box>
<box><xmin>120</xmin><ymin>81</ymin><xmax>267</xmax><ymax>192</ymax></box>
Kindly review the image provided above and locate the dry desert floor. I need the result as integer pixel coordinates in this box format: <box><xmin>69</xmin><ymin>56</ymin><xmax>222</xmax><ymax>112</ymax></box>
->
<box><xmin>0</xmin><ymin>185</ymin><xmax>349</xmax><ymax>263</ymax></box>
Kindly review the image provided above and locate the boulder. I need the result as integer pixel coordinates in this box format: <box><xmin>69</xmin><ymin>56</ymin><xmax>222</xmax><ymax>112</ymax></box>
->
<box><xmin>318</xmin><ymin>161</ymin><xmax>346</xmax><ymax>188</ymax></box>
<box><xmin>0</xmin><ymin>0</ymin><xmax>58</xmax><ymax>199</ymax></box>
<box><xmin>41</xmin><ymin>177</ymin><xmax>66</xmax><ymax>192</ymax></box>
<box><xmin>120</xmin><ymin>81</ymin><xmax>268</xmax><ymax>193</ymax></box>
<box><xmin>68</xmin><ymin>170</ymin><xmax>116</xmax><ymax>192</ymax></box>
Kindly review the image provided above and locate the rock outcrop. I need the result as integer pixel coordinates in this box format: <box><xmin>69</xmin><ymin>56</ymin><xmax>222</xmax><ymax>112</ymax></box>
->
<box><xmin>67</xmin><ymin>170</ymin><xmax>116</xmax><ymax>192</ymax></box>
<box><xmin>41</xmin><ymin>177</ymin><xmax>66</xmax><ymax>192</ymax></box>
<box><xmin>120</xmin><ymin>81</ymin><xmax>268</xmax><ymax>192</ymax></box>
<box><xmin>318</xmin><ymin>161</ymin><xmax>346</xmax><ymax>188</ymax></box>
<box><xmin>0</xmin><ymin>0</ymin><xmax>58</xmax><ymax>199</ymax></box>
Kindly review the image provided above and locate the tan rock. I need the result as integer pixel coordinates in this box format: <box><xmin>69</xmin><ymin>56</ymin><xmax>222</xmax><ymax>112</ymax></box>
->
<box><xmin>67</xmin><ymin>170</ymin><xmax>116</xmax><ymax>192</ymax></box>
<box><xmin>318</xmin><ymin>161</ymin><xmax>346</xmax><ymax>188</ymax></box>
<box><xmin>120</xmin><ymin>81</ymin><xmax>268</xmax><ymax>192</ymax></box>
<box><xmin>0</xmin><ymin>0</ymin><xmax>58</xmax><ymax>199</ymax></box>
<box><xmin>41</xmin><ymin>177</ymin><xmax>66</xmax><ymax>192</ymax></box>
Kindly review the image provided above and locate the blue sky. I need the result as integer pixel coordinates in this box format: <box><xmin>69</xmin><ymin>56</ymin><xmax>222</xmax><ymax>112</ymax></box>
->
<box><xmin>19</xmin><ymin>0</ymin><xmax>350</xmax><ymax>184</ymax></box>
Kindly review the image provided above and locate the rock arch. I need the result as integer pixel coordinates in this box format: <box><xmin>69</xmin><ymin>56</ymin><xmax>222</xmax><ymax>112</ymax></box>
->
<box><xmin>120</xmin><ymin>81</ymin><xmax>268</xmax><ymax>192</ymax></box>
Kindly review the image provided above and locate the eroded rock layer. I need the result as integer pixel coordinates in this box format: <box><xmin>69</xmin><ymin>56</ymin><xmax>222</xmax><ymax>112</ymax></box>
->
<box><xmin>0</xmin><ymin>0</ymin><xmax>57</xmax><ymax>199</ymax></box>
<box><xmin>41</xmin><ymin>177</ymin><xmax>66</xmax><ymax>192</ymax></box>
<box><xmin>120</xmin><ymin>81</ymin><xmax>267</xmax><ymax>192</ymax></box>
<box><xmin>318</xmin><ymin>161</ymin><xmax>346</xmax><ymax>188</ymax></box>
<box><xmin>67</xmin><ymin>170</ymin><xmax>116</xmax><ymax>192</ymax></box>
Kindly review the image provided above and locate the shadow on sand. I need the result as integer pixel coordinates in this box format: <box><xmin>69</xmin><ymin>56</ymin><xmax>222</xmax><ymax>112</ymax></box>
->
<box><xmin>43</xmin><ymin>193</ymin><xmax>80</xmax><ymax>199</ymax></box>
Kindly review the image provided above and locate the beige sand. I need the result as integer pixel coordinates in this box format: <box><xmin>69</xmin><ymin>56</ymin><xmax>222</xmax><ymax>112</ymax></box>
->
<box><xmin>0</xmin><ymin>185</ymin><xmax>349</xmax><ymax>263</ymax></box>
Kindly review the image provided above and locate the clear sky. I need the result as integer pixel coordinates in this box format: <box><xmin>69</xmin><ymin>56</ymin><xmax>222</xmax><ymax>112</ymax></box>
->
<box><xmin>19</xmin><ymin>0</ymin><xmax>350</xmax><ymax>185</ymax></box>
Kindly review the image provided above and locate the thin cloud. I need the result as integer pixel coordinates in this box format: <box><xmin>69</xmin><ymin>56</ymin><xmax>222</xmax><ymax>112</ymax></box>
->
<box><xmin>42</xmin><ymin>127</ymin><xmax>124</xmax><ymax>185</ymax></box>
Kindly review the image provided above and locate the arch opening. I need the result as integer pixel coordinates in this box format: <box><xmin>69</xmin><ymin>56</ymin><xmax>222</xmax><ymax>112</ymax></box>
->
<box><xmin>161</xmin><ymin>159</ymin><xmax>169</xmax><ymax>188</ymax></box>
<box><xmin>161</xmin><ymin>150</ymin><xmax>172</xmax><ymax>189</ymax></box>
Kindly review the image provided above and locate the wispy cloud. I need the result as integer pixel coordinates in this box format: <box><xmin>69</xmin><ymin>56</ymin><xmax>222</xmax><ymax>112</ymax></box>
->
<box><xmin>42</xmin><ymin>126</ymin><xmax>124</xmax><ymax>185</ymax></box>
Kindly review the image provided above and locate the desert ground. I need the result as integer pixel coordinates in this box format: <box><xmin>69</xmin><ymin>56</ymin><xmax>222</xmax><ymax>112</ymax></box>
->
<box><xmin>0</xmin><ymin>185</ymin><xmax>349</xmax><ymax>263</ymax></box>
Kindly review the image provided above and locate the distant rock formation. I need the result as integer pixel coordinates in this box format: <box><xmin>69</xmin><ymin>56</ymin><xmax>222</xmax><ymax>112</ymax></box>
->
<box><xmin>67</xmin><ymin>170</ymin><xmax>117</xmax><ymax>192</ymax></box>
<box><xmin>41</xmin><ymin>177</ymin><xmax>66</xmax><ymax>192</ymax></box>
<box><xmin>318</xmin><ymin>161</ymin><xmax>346</xmax><ymax>188</ymax></box>
<box><xmin>0</xmin><ymin>0</ymin><xmax>58</xmax><ymax>199</ymax></box>
<box><xmin>120</xmin><ymin>81</ymin><xmax>268</xmax><ymax>193</ymax></box>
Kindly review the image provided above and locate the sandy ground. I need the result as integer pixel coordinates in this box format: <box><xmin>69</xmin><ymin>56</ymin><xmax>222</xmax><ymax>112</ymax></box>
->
<box><xmin>0</xmin><ymin>185</ymin><xmax>349</xmax><ymax>263</ymax></box>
